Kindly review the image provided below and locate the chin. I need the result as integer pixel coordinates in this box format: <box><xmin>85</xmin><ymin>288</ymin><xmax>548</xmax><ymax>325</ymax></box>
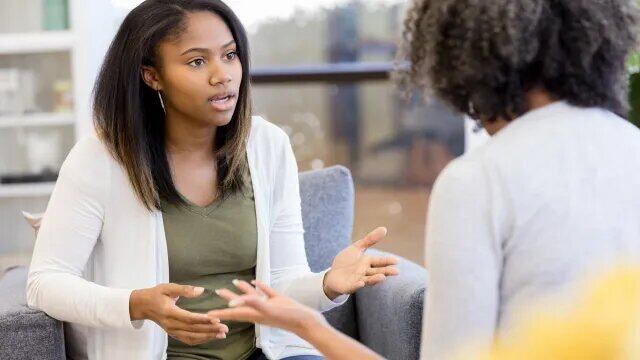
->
<box><xmin>209</xmin><ymin>113</ymin><xmax>234</xmax><ymax>127</ymax></box>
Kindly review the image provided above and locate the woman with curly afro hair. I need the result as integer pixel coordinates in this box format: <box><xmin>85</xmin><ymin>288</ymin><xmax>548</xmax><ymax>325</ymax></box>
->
<box><xmin>205</xmin><ymin>0</ymin><xmax>640</xmax><ymax>359</ymax></box>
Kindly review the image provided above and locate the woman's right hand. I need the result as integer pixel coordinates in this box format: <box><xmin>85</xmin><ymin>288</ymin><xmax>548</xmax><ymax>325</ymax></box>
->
<box><xmin>129</xmin><ymin>283</ymin><xmax>229</xmax><ymax>345</ymax></box>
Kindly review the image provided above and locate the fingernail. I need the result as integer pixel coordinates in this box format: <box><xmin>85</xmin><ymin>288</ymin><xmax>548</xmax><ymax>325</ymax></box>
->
<box><xmin>232</xmin><ymin>279</ymin><xmax>240</xmax><ymax>286</ymax></box>
<box><xmin>229</xmin><ymin>299</ymin><xmax>243</xmax><ymax>307</ymax></box>
<box><xmin>214</xmin><ymin>289</ymin><xmax>221</xmax><ymax>295</ymax></box>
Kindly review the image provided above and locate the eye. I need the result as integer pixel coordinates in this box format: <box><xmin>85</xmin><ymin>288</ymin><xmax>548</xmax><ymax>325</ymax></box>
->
<box><xmin>225</xmin><ymin>51</ymin><xmax>237</xmax><ymax>61</ymax></box>
<box><xmin>188</xmin><ymin>58</ymin><xmax>206</xmax><ymax>68</ymax></box>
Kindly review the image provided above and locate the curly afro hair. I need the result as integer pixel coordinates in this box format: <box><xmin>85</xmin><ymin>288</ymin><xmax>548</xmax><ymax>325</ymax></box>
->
<box><xmin>397</xmin><ymin>0</ymin><xmax>640</xmax><ymax>122</ymax></box>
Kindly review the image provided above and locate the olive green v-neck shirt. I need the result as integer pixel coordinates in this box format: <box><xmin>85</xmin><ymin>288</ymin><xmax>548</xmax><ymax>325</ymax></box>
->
<box><xmin>163</xmin><ymin>158</ymin><xmax>258</xmax><ymax>360</ymax></box>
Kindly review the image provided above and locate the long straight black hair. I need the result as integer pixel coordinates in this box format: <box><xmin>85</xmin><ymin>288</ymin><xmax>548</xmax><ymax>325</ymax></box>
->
<box><xmin>93</xmin><ymin>0</ymin><xmax>252</xmax><ymax>211</ymax></box>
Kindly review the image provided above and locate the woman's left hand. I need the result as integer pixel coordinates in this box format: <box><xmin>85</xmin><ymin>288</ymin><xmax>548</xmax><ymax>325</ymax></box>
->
<box><xmin>209</xmin><ymin>280</ymin><xmax>325</xmax><ymax>336</ymax></box>
<box><xmin>323</xmin><ymin>227</ymin><xmax>400</xmax><ymax>300</ymax></box>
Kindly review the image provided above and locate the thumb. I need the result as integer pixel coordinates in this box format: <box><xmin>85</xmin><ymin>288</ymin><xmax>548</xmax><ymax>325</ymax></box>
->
<box><xmin>353</xmin><ymin>227</ymin><xmax>388</xmax><ymax>250</ymax></box>
<box><xmin>163</xmin><ymin>283</ymin><xmax>205</xmax><ymax>298</ymax></box>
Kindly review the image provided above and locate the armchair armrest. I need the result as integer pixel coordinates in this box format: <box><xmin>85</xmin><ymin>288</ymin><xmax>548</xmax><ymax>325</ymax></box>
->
<box><xmin>355</xmin><ymin>249</ymin><xmax>427</xmax><ymax>360</ymax></box>
<box><xmin>0</xmin><ymin>266</ymin><xmax>65</xmax><ymax>360</ymax></box>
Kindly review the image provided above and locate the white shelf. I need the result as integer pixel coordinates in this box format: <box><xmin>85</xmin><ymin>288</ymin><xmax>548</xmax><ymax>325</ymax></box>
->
<box><xmin>0</xmin><ymin>182</ymin><xmax>55</xmax><ymax>198</ymax></box>
<box><xmin>0</xmin><ymin>31</ymin><xmax>75</xmax><ymax>55</ymax></box>
<box><xmin>0</xmin><ymin>112</ymin><xmax>74</xmax><ymax>129</ymax></box>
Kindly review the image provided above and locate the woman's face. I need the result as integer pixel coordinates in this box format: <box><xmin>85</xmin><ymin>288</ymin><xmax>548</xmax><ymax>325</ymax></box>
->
<box><xmin>149</xmin><ymin>11</ymin><xmax>243</xmax><ymax>127</ymax></box>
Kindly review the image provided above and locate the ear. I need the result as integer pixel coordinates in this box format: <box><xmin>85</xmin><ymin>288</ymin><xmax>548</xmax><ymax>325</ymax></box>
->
<box><xmin>141</xmin><ymin>65</ymin><xmax>162</xmax><ymax>91</ymax></box>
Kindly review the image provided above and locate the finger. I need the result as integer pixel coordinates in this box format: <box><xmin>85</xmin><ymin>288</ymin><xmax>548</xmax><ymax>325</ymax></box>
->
<box><xmin>352</xmin><ymin>227</ymin><xmax>387</xmax><ymax>250</ymax></box>
<box><xmin>365</xmin><ymin>266</ymin><xmax>400</xmax><ymax>277</ymax></box>
<box><xmin>207</xmin><ymin>307</ymin><xmax>261</xmax><ymax>324</ymax></box>
<box><xmin>168</xmin><ymin>306</ymin><xmax>214</xmax><ymax>325</ymax></box>
<box><xmin>167</xmin><ymin>319</ymin><xmax>227</xmax><ymax>334</ymax></box>
<box><xmin>214</xmin><ymin>323</ymin><xmax>229</xmax><ymax>334</ymax></box>
<box><xmin>214</xmin><ymin>288</ymin><xmax>241</xmax><ymax>302</ymax></box>
<box><xmin>171</xmin><ymin>330</ymin><xmax>220</xmax><ymax>345</ymax></box>
<box><xmin>363</xmin><ymin>274</ymin><xmax>386</xmax><ymax>286</ymax></box>
<box><xmin>227</xmin><ymin>294</ymin><xmax>268</xmax><ymax>308</ymax></box>
<box><xmin>369</xmin><ymin>256</ymin><xmax>399</xmax><ymax>267</ymax></box>
<box><xmin>232</xmin><ymin>279</ymin><xmax>259</xmax><ymax>296</ymax></box>
<box><xmin>251</xmin><ymin>280</ymin><xmax>280</xmax><ymax>298</ymax></box>
<box><xmin>162</xmin><ymin>283</ymin><xmax>205</xmax><ymax>298</ymax></box>
<box><xmin>242</xmin><ymin>296</ymin><xmax>271</xmax><ymax>312</ymax></box>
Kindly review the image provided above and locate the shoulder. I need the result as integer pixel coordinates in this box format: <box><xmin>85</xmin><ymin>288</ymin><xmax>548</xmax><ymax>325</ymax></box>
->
<box><xmin>63</xmin><ymin>133</ymin><xmax>113</xmax><ymax>172</ymax></box>
<box><xmin>248</xmin><ymin>116</ymin><xmax>293</xmax><ymax>159</ymax></box>
<box><xmin>58</xmin><ymin>133</ymin><xmax>113</xmax><ymax>195</ymax></box>
<box><xmin>249</xmin><ymin>115</ymin><xmax>290</xmax><ymax>146</ymax></box>
<box><xmin>432</xmin><ymin>154</ymin><xmax>487</xmax><ymax>199</ymax></box>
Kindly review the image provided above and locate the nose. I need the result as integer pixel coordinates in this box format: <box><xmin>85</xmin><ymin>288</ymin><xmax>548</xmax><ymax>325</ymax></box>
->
<box><xmin>209</xmin><ymin>65</ymin><xmax>232</xmax><ymax>87</ymax></box>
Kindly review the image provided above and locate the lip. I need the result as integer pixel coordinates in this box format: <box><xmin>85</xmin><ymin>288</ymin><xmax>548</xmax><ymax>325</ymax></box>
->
<box><xmin>207</xmin><ymin>92</ymin><xmax>237</xmax><ymax>112</ymax></box>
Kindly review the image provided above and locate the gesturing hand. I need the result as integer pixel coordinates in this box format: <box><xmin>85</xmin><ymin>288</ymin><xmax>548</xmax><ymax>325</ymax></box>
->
<box><xmin>208</xmin><ymin>279</ymin><xmax>325</xmax><ymax>335</ymax></box>
<box><xmin>323</xmin><ymin>227</ymin><xmax>400</xmax><ymax>299</ymax></box>
<box><xmin>129</xmin><ymin>283</ymin><xmax>229</xmax><ymax>345</ymax></box>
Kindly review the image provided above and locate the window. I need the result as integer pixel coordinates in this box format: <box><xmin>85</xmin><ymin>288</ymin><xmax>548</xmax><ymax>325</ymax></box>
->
<box><xmin>245</xmin><ymin>1</ymin><xmax>465</xmax><ymax>264</ymax></box>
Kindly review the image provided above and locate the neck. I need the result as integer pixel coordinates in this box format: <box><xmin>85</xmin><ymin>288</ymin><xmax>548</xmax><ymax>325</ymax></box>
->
<box><xmin>483</xmin><ymin>88</ymin><xmax>556</xmax><ymax>135</ymax></box>
<box><xmin>164</xmin><ymin>109</ymin><xmax>217</xmax><ymax>158</ymax></box>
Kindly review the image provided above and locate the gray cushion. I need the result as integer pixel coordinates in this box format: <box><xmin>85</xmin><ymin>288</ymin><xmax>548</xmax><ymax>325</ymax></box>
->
<box><xmin>356</xmin><ymin>249</ymin><xmax>427</xmax><ymax>360</ymax></box>
<box><xmin>0</xmin><ymin>267</ymin><xmax>65</xmax><ymax>360</ymax></box>
<box><xmin>299</xmin><ymin>166</ymin><xmax>359</xmax><ymax>340</ymax></box>
<box><xmin>299</xmin><ymin>165</ymin><xmax>354</xmax><ymax>272</ymax></box>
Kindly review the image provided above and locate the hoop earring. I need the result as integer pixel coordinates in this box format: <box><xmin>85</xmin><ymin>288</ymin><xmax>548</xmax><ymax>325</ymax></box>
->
<box><xmin>158</xmin><ymin>90</ymin><xmax>166</xmax><ymax>114</ymax></box>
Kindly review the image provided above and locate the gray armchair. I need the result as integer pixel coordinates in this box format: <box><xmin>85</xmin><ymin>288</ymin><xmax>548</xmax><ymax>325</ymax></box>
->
<box><xmin>0</xmin><ymin>166</ymin><xmax>427</xmax><ymax>360</ymax></box>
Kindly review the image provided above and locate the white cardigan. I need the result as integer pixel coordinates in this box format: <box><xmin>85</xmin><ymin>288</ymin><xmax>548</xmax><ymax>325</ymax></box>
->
<box><xmin>27</xmin><ymin>116</ymin><xmax>347</xmax><ymax>360</ymax></box>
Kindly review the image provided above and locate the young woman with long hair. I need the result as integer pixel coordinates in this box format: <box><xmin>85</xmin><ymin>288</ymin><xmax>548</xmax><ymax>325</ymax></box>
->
<box><xmin>26</xmin><ymin>1</ymin><xmax>398</xmax><ymax>359</ymax></box>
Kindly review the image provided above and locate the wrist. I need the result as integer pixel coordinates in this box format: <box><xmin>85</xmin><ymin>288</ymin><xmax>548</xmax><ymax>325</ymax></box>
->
<box><xmin>322</xmin><ymin>270</ymin><xmax>341</xmax><ymax>300</ymax></box>
<box><xmin>297</xmin><ymin>311</ymin><xmax>329</xmax><ymax>340</ymax></box>
<box><xmin>129</xmin><ymin>289</ymin><xmax>148</xmax><ymax>321</ymax></box>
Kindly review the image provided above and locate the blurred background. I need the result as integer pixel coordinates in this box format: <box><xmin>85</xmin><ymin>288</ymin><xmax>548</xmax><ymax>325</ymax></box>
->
<box><xmin>0</xmin><ymin>0</ymin><xmax>486</xmax><ymax>273</ymax></box>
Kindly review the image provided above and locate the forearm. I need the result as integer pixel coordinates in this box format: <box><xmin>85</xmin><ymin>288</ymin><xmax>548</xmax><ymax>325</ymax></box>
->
<box><xmin>299</xmin><ymin>318</ymin><xmax>384</xmax><ymax>360</ymax></box>
<box><xmin>27</xmin><ymin>270</ymin><xmax>134</xmax><ymax>329</ymax></box>
<box><xmin>273</xmin><ymin>269</ymin><xmax>348</xmax><ymax>312</ymax></box>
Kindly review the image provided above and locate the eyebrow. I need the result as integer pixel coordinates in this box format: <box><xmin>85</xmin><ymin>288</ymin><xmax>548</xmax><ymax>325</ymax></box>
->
<box><xmin>180</xmin><ymin>40</ymin><xmax>236</xmax><ymax>56</ymax></box>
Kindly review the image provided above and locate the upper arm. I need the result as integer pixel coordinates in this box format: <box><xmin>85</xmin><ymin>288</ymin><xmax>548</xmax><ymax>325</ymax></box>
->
<box><xmin>268</xmin><ymin>129</ymin><xmax>308</xmax><ymax>272</ymax></box>
<box><xmin>421</xmin><ymin>158</ymin><xmax>504</xmax><ymax>359</ymax></box>
<box><xmin>29</xmin><ymin>137</ymin><xmax>109</xmax><ymax>283</ymax></box>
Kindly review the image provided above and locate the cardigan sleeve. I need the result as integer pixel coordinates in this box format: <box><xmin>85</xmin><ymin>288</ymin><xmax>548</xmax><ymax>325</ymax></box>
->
<box><xmin>268</xmin><ymin>130</ymin><xmax>348</xmax><ymax>312</ymax></box>
<box><xmin>26</xmin><ymin>136</ymin><xmax>140</xmax><ymax>330</ymax></box>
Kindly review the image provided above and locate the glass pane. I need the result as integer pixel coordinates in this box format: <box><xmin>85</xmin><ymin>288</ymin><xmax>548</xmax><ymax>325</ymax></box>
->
<box><xmin>237</xmin><ymin>0</ymin><xmax>406</xmax><ymax>67</ymax></box>
<box><xmin>254</xmin><ymin>82</ymin><xmax>465</xmax><ymax>264</ymax></box>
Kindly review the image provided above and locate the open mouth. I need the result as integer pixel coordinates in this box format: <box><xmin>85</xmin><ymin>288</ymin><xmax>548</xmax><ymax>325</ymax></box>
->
<box><xmin>207</xmin><ymin>92</ymin><xmax>237</xmax><ymax>112</ymax></box>
<box><xmin>209</xmin><ymin>94</ymin><xmax>235</xmax><ymax>103</ymax></box>
<box><xmin>209</xmin><ymin>94</ymin><xmax>235</xmax><ymax>104</ymax></box>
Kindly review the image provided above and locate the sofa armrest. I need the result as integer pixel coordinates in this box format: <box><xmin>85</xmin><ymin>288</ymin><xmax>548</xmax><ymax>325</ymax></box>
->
<box><xmin>0</xmin><ymin>266</ymin><xmax>66</xmax><ymax>360</ymax></box>
<box><xmin>355</xmin><ymin>249</ymin><xmax>427</xmax><ymax>360</ymax></box>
